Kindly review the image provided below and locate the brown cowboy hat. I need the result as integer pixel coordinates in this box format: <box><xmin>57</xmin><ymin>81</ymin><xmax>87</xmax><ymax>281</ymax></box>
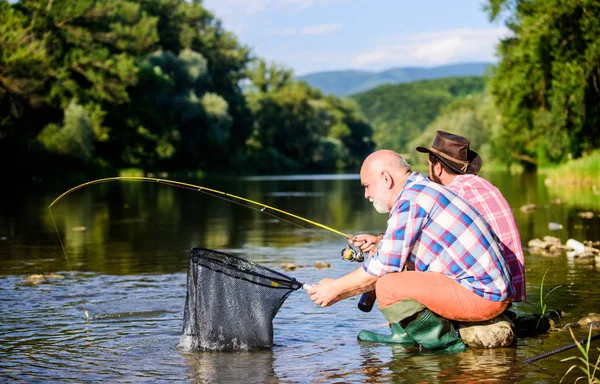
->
<box><xmin>416</xmin><ymin>131</ymin><xmax>482</xmax><ymax>174</ymax></box>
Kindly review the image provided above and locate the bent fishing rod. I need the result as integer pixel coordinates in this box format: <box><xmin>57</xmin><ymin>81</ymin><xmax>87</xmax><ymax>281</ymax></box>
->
<box><xmin>48</xmin><ymin>176</ymin><xmax>366</xmax><ymax>317</ymax></box>
<box><xmin>49</xmin><ymin>177</ymin><xmax>365</xmax><ymax>261</ymax></box>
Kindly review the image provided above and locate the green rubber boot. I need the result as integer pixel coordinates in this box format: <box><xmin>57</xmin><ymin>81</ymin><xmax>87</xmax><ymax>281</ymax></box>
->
<box><xmin>357</xmin><ymin>298</ymin><xmax>426</xmax><ymax>346</ymax></box>
<box><xmin>357</xmin><ymin>323</ymin><xmax>417</xmax><ymax>346</ymax></box>
<box><xmin>401</xmin><ymin>309</ymin><xmax>466</xmax><ymax>352</ymax></box>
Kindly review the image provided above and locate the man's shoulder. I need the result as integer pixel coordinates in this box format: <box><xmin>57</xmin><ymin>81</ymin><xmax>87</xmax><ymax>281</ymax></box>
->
<box><xmin>452</xmin><ymin>174</ymin><xmax>500</xmax><ymax>192</ymax></box>
<box><xmin>403</xmin><ymin>172</ymin><xmax>461</xmax><ymax>201</ymax></box>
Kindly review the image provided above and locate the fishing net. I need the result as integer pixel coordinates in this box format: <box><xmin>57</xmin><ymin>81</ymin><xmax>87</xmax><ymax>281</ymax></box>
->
<box><xmin>179</xmin><ymin>248</ymin><xmax>304</xmax><ymax>351</ymax></box>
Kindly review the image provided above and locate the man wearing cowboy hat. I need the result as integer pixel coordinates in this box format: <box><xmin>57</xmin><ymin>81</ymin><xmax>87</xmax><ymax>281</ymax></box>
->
<box><xmin>416</xmin><ymin>130</ymin><xmax>525</xmax><ymax>304</ymax></box>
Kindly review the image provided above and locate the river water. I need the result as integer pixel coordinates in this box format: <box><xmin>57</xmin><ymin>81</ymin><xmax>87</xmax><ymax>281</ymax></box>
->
<box><xmin>1</xmin><ymin>171</ymin><xmax>599</xmax><ymax>383</ymax></box>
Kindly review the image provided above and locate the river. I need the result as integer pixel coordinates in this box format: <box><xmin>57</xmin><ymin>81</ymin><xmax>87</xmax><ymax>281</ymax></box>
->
<box><xmin>1</xmin><ymin>170</ymin><xmax>599</xmax><ymax>383</ymax></box>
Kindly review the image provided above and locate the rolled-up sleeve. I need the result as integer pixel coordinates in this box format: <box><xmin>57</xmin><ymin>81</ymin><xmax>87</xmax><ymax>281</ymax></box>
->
<box><xmin>363</xmin><ymin>199</ymin><xmax>427</xmax><ymax>277</ymax></box>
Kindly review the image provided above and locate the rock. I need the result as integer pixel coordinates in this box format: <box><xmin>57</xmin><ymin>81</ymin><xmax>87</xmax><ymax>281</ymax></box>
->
<box><xmin>577</xmin><ymin>313</ymin><xmax>600</xmax><ymax>327</ymax></box>
<box><xmin>562</xmin><ymin>322</ymin><xmax>581</xmax><ymax>331</ymax></box>
<box><xmin>457</xmin><ymin>314</ymin><xmax>515</xmax><ymax>348</ymax></box>
<box><xmin>513</xmin><ymin>314</ymin><xmax>551</xmax><ymax>337</ymax></box>
<box><xmin>528</xmin><ymin>236</ymin><xmax>573</xmax><ymax>256</ymax></box>
<box><xmin>520</xmin><ymin>204</ymin><xmax>537</xmax><ymax>212</ymax></box>
<box><xmin>44</xmin><ymin>273</ymin><xmax>64</xmax><ymax>279</ymax></box>
<box><xmin>587</xmin><ymin>321</ymin><xmax>600</xmax><ymax>330</ymax></box>
<box><xmin>578</xmin><ymin>211</ymin><xmax>595</xmax><ymax>219</ymax></box>
<box><xmin>280</xmin><ymin>263</ymin><xmax>297</xmax><ymax>271</ymax></box>
<box><xmin>314</xmin><ymin>261</ymin><xmax>331</xmax><ymax>268</ymax></box>
<box><xmin>23</xmin><ymin>274</ymin><xmax>45</xmax><ymax>281</ymax></box>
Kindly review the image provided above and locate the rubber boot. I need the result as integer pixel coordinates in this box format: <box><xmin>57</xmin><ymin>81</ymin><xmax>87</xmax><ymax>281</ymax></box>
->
<box><xmin>401</xmin><ymin>309</ymin><xmax>466</xmax><ymax>352</ymax></box>
<box><xmin>357</xmin><ymin>323</ymin><xmax>417</xmax><ymax>346</ymax></box>
<box><xmin>357</xmin><ymin>298</ymin><xmax>426</xmax><ymax>346</ymax></box>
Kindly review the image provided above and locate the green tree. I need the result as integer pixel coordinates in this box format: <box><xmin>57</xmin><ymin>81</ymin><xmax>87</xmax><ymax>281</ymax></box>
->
<box><xmin>0</xmin><ymin>0</ymin><xmax>50</xmax><ymax>171</ymax></box>
<box><xmin>408</xmin><ymin>93</ymin><xmax>497</xmax><ymax>167</ymax></box>
<box><xmin>244</xmin><ymin>59</ymin><xmax>373</xmax><ymax>173</ymax></box>
<box><xmin>486</xmin><ymin>0</ymin><xmax>600</xmax><ymax>169</ymax></box>
<box><xmin>352</xmin><ymin>76</ymin><xmax>486</xmax><ymax>155</ymax></box>
<box><xmin>113</xmin><ymin>49</ymin><xmax>232</xmax><ymax>170</ymax></box>
<box><xmin>37</xmin><ymin>100</ymin><xmax>94</xmax><ymax>161</ymax></box>
<box><xmin>136</xmin><ymin>0</ymin><xmax>252</xmax><ymax>171</ymax></box>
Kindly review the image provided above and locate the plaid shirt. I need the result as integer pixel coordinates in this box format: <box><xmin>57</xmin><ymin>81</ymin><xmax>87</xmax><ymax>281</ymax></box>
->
<box><xmin>363</xmin><ymin>172</ymin><xmax>513</xmax><ymax>302</ymax></box>
<box><xmin>447</xmin><ymin>174</ymin><xmax>526</xmax><ymax>302</ymax></box>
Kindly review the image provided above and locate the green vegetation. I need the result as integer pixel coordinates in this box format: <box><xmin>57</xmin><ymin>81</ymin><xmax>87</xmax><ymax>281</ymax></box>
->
<box><xmin>560</xmin><ymin>327</ymin><xmax>600</xmax><ymax>384</ymax></box>
<box><xmin>542</xmin><ymin>150</ymin><xmax>600</xmax><ymax>186</ymax></box>
<box><xmin>351</xmin><ymin>76</ymin><xmax>486</xmax><ymax>155</ymax></box>
<box><xmin>0</xmin><ymin>0</ymin><xmax>373</xmax><ymax>180</ymax></box>
<box><xmin>536</xmin><ymin>268</ymin><xmax>561</xmax><ymax>322</ymax></box>
<box><xmin>485</xmin><ymin>0</ymin><xmax>600</xmax><ymax>171</ymax></box>
<box><xmin>1</xmin><ymin>0</ymin><xmax>599</xmax><ymax>179</ymax></box>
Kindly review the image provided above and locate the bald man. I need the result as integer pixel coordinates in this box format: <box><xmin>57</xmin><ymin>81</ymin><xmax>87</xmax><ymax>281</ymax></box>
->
<box><xmin>308</xmin><ymin>150</ymin><xmax>513</xmax><ymax>352</ymax></box>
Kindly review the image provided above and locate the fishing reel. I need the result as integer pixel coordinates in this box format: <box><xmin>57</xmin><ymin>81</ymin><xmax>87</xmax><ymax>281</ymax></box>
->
<box><xmin>341</xmin><ymin>245</ymin><xmax>364</xmax><ymax>262</ymax></box>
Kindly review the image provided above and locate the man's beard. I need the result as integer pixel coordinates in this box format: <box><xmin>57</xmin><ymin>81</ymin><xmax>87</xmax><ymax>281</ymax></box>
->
<box><xmin>369</xmin><ymin>197</ymin><xmax>389</xmax><ymax>214</ymax></box>
<box><xmin>429</xmin><ymin>164</ymin><xmax>442</xmax><ymax>184</ymax></box>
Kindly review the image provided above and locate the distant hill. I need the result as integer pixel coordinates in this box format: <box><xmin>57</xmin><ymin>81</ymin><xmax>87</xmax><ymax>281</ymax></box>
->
<box><xmin>297</xmin><ymin>62</ymin><xmax>491</xmax><ymax>97</ymax></box>
<box><xmin>351</xmin><ymin>76</ymin><xmax>487</xmax><ymax>154</ymax></box>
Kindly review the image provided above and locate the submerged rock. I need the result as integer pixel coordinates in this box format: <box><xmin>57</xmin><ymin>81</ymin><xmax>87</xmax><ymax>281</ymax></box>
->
<box><xmin>528</xmin><ymin>236</ymin><xmax>570</xmax><ymax>256</ymax></box>
<box><xmin>314</xmin><ymin>261</ymin><xmax>332</xmax><ymax>268</ymax></box>
<box><xmin>280</xmin><ymin>263</ymin><xmax>298</xmax><ymax>271</ymax></box>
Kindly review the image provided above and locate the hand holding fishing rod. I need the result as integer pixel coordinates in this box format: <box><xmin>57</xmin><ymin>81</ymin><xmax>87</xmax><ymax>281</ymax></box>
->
<box><xmin>341</xmin><ymin>233</ymin><xmax>384</xmax><ymax>312</ymax></box>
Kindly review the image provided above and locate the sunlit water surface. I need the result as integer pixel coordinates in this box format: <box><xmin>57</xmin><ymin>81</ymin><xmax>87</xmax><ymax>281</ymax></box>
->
<box><xmin>1</xmin><ymin>171</ymin><xmax>599</xmax><ymax>383</ymax></box>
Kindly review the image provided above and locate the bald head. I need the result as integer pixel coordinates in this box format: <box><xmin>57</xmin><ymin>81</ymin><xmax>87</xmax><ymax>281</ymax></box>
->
<box><xmin>362</xmin><ymin>150</ymin><xmax>411</xmax><ymax>177</ymax></box>
<box><xmin>360</xmin><ymin>150</ymin><xmax>411</xmax><ymax>213</ymax></box>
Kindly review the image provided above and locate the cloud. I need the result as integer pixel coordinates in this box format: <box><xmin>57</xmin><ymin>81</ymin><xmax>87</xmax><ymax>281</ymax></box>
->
<box><xmin>352</xmin><ymin>28</ymin><xmax>510</xmax><ymax>68</ymax></box>
<box><xmin>302</xmin><ymin>23</ymin><xmax>342</xmax><ymax>35</ymax></box>
<box><xmin>279</xmin><ymin>0</ymin><xmax>347</xmax><ymax>10</ymax></box>
<box><xmin>265</xmin><ymin>23</ymin><xmax>342</xmax><ymax>36</ymax></box>
<box><xmin>203</xmin><ymin>0</ymin><xmax>348</xmax><ymax>18</ymax></box>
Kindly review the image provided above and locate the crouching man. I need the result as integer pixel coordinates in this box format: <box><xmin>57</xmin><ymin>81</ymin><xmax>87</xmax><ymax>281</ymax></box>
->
<box><xmin>307</xmin><ymin>150</ymin><xmax>513</xmax><ymax>352</ymax></box>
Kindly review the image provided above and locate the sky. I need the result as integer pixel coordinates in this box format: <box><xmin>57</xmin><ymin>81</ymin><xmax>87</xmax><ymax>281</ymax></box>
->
<box><xmin>201</xmin><ymin>0</ymin><xmax>509</xmax><ymax>76</ymax></box>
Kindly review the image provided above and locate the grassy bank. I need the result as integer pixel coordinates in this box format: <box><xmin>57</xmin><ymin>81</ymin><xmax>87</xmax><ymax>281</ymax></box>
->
<box><xmin>541</xmin><ymin>150</ymin><xmax>600</xmax><ymax>187</ymax></box>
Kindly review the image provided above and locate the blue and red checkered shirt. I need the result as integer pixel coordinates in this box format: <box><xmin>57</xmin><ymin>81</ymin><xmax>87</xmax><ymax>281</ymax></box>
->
<box><xmin>363</xmin><ymin>172</ymin><xmax>513</xmax><ymax>302</ymax></box>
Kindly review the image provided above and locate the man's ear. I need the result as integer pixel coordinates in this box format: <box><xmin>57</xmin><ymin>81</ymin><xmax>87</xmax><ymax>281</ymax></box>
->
<box><xmin>382</xmin><ymin>171</ymin><xmax>393</xmax><ymax>188</ymax></box>
<box><xmin>433</xmin><ymin>162</ymin><xmax>443</xmax><ymax>177</ymax></box>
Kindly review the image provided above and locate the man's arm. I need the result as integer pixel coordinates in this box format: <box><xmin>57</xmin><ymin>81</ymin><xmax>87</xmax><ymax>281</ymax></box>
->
<box><xmin>307</xmin><ymin>266</ymin><xmax>377</xmax><ymax>307</ymax></box>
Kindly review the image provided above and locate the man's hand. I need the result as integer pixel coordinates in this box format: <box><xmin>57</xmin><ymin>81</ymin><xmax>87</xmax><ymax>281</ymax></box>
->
<box><xmin>347</xmin><ymin>233</ymin><xmax>382</xmax><ymax>256</ymax></box>
<box><xmin>307</xmin><ymin>278</ymin><xmax>342</xmax><ymax>307</ymax></box>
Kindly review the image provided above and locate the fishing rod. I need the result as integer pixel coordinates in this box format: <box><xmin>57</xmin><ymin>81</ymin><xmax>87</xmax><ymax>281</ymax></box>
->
<box><xmin>523</xmin><ymin>332</ymin><xmax>600</xmax><ymax>364</ymax></box>
<box><xmin>48</xmin><ymin>176</ymin><xmax>366</xmax><ymax>317</ymax></box>
<box><xmin>49</xmin><ymin>177</ymin><xmax>365</xmax><ymax>260</ymax></box>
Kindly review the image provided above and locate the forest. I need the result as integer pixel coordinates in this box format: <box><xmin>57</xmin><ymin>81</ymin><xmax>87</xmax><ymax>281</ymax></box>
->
<box><xmin>0</xmin><ymin>0</ymin><xmax>374</xmax><ymax>180</ymax></box>
<box><xmin>1</xmin><ymin>0</ymin><xmax>599</xmax><ymax>179</ymax></box>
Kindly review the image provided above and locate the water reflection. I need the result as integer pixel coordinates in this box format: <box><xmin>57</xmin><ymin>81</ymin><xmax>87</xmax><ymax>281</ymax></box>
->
<box><xmin>181</xmin><ymin>351</ymin><xmax>278</xmax><ymax>383</ymax></box>
<box><xmin>0</xmin><ymin>172</ymin><xmax>599</xmax><ymax>382</ymax></box>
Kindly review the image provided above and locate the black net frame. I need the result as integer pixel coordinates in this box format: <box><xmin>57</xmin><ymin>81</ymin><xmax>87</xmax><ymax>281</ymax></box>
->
<box><xmin>180</xmin><ymin>248</ymin><xmax>304</xmax><ymax>351</ymax></box>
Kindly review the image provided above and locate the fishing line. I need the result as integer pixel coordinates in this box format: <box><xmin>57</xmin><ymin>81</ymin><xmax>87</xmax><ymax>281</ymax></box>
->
<box><xmin>48</xmin><ymin>176</ymin><xmax>359</xmax><ymax>318</ymax></box>
<box><xmin>48</xmin><ymin>207</ymin><xmax>90</xmax><ymax>320</ymax></box>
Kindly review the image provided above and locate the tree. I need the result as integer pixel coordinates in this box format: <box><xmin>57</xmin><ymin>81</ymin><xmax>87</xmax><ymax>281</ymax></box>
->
<box><xmin>486</xmin><ymin>0</ymin><xmax>600</xmax><ymax>169</ymax></box>
<box><xmin>0</xmin><ymin>0</ymin><xmax>50</xmax><ymax>172</ymax></box>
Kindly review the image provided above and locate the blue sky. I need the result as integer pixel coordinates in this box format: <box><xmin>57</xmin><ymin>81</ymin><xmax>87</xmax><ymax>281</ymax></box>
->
<box><xmin>201</xmin><ymin>0</ymin><xmax>509</xmax><ymax>76</ymax></box>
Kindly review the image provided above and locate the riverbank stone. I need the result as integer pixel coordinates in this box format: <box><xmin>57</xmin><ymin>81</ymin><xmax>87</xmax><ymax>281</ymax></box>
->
<box><xmin>457</xmin><ymin>314</ymin><xmax>515</xmax><ymax>348</ymax></box>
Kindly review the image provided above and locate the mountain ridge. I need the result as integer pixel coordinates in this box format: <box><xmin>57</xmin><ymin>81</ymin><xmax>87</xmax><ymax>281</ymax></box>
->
<box><xmin>297</xmin><ymin>62</ymin><xmax>492</xmax><ymax>97</ymax></box>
